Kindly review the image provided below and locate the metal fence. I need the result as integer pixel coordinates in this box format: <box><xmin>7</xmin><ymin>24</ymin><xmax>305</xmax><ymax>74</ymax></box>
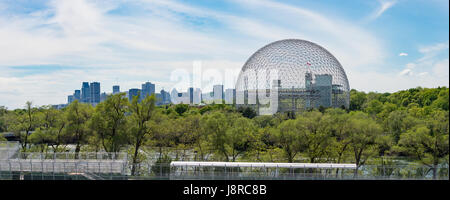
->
<box><xmin>1</xmin><ymin>145</ymin><xmax>129</xmax><ymax>180</ymax></box>
<box><xmin>1</xmin><ymin>161</ymin><xmax>448</xmax><ymax>180</ymax></box>
<box><xmin>124</xmin><ymin>163</ymin><xmax>449</xmax><ymax>180</ymax></box>
<box><xmin>13</xmin><ymin>152</ymin><xmax>128</xmax><ymax>161</ymax></box>
<box><xmin>0</xmin><ymin>160</ymin><xmax>127</xmax><ymax>180</ymax></box>
<box><xmin>1</xmin><ymin>141</ymin><xmax>449</xmax><ymax>180</ymax></box>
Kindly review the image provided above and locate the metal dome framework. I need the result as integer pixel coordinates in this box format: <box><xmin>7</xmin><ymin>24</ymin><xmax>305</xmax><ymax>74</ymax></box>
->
<box><xmin>235</xmin><ymin>39</ymin><xmax>350</xmax><ymax>115</ymax></box>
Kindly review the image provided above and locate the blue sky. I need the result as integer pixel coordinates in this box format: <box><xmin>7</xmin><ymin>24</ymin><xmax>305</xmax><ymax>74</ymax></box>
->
<box><xmin>0</xmin><ymin>0</ymin><xmax>448</xmax><ymax>109</ymax></box>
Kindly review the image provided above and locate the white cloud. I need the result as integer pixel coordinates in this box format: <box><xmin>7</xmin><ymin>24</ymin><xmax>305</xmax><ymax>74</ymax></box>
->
<box><xmin>227</xmin><ymin>0</ymin><xmax>386</xmax><ymax>69</ymax></box>
<box><xmin>417</xmin><ymin>72</ymin><xmax>429</xmax><ymax>77</ymax></box>
<box><xmin>399</xmin><ymin>52</ymin><xmax>408</xmax><ymax>56</ymax></box>
<box><xmin>432</xmin><ymin>59</ymin><xmax>449</xmax><ymax>78</ymax></box>
<box><xmin>368</xmin><ymin>0</ymin><xmax>396</xmax><ymax>21</ymax></box>
<box><xmin>349</xmin><ymin>69</ymin><xmax>448</xmax><ymax>93</ymax></box>
<box><xmin>0</xmin><ymin>0</ymin><xmax>249</xmax><ymax>67</ymax></box>
<box><xmin>399</xmin><ymin>68</ymin><xmax>413</xmax><ymax>76</ymax></box>
<box><xmin>398</xmin><ymin>62</ymin><xmax>416</xmax><ymax>76</ymax></box>
<box><xmin>397</xmin><ymin>41</ymin><xmax>449</xmax><ymax>88</ymax></box>
<box><xmin>419</xmin><ymin>42</ymin><xmax>449</xmax><ymax>53</ymax></box>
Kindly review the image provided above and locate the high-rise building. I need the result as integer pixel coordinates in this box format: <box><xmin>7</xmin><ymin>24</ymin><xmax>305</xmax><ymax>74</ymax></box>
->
<box><xmin>193</xmin><ymin>88</ymin><xmax>202</xmax><ymax>104</ymax></box>
<box><xmin>170</xmin><ymin>89</ymin><xmax>179</xmax><ymax>104</ymax></box>
<box><xmin>188</xmin><ymin>87</ymin><xmax>194</xmax><ymax>104</ymax></box>
<box><xmin>68</xmin><ymin>95</ymin><xmax>74</xmax><ymax>104</ymax></box>
<box><xmin>128</xmin><ymin>88</ymin><xmax>141</xmax><ymax>102</ymax></box>
<box><xmin>90</xmin><ymin>82</ymin><xmax>101</xmax><ymax>105</ymax></box>
<box><xmin>213</xmin><ymin>85</ymin><xmax>224</xmax><ymax>103</ymax></box>
<box><xmin>74</xmin><ymin>90</ymin><xmax>81</xmax><ymax>101</ymax></box>
<box><xmin>160</xmin><ymin>89</ymin><xmax>171</xmax><ymax>105</ymax></box>
<box><xmin>113</xmin><ymin>85</ymin><xmax>120</xmax><ymax>94</ymax></box>
<box><xmin>201</xmin><ymin>92</ymin><xmax>214</xmax><ymax>103</ymax></box>
<box><xmin>178</xmin><ymin>92</ymin><xmax>190</xmax><ymax>104</ymax></box>
<box><xmin>170</xmin><ymin>88</ymin><xmax>190</xmax><ymax>104</ymax></box>
<box><xmin>141</xmin><ymin>82</ymin><xmax>155</xmax><ymax>100</ymax></box>
<box><xmin>100</xmin><ymin>92</ymin><xmax>107</xmax><ymax>102</ymax></box>
<box><xmin>81</xmin><ymin>82</ymin><xmax>90</xmax><ymax>103</ymax></box>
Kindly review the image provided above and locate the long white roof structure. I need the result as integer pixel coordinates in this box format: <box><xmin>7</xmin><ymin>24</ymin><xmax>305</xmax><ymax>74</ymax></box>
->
<box><xmin>170</xmin><ymin>161</ymin><xmax>356</xmax><ymax>169</ymax></box>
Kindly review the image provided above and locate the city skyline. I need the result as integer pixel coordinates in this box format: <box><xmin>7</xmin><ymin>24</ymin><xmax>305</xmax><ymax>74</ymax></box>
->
<box><xmin>63</xmin><ymin>80</ymin><xmax>236</xmax><ymax>108</ymax></box>
<box><xmin>0</xmin><ymin>0</ymin><xmax>448</xmax><ymax>109</ymax></box>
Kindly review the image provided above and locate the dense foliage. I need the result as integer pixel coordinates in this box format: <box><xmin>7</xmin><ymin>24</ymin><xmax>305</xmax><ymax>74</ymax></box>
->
<box><xmin>0</xmin><ymin>87</ymin><xmax>448</xmax><ymax>178</ymax></box>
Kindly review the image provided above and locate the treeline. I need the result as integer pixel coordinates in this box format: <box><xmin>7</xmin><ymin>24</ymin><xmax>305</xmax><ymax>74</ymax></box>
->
<box><xmin>0</xmin><ymin>87</ymin><xmax>448</xmax><ymax>178</ymax></box>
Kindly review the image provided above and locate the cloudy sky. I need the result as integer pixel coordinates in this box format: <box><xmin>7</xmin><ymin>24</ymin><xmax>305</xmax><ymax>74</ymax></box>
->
<box><xmin>0</xmin><ymin>0</ymin><xmax>448</xmax><ymax>109</ymax></box>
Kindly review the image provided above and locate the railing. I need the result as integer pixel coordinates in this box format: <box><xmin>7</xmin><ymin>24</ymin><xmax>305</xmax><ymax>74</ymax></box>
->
<box><xmin>1</xmin><ymin>142</ymin><xmax>448</xmax><ymax>180</ymax></box>
<box><xmin>0</xmin><ymin>159</ymin><xmax>129</xmax><ymax>178</ymax></box>
<box><xmin>1</xmin><ymin>161</ymin><xmax>448</xmax><ymax>180</ymax></box>
<box><xmin>127</xmin><ymin>163</ymin><xmax>449</xmax><ymax>180</ymax></box>
<box><xmin>13</xmin><ymin>152</ymin><xmax>128</xmax><ymax>161</ymax></box>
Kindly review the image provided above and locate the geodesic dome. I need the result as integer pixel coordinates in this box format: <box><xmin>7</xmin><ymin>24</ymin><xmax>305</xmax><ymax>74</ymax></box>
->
<box><xmin>235</xmin><ymin>39</ymin><xmax>350</xmax><ymax>114</ymax></box>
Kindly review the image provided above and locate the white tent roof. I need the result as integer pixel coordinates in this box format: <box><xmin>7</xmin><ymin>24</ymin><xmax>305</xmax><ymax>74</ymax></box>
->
<box><xmin>170</xmin><ymin>161</ymin><xmax>356</xmax><ymax>169</ymax></box>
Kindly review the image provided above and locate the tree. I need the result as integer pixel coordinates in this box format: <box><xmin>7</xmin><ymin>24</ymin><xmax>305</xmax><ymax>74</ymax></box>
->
<box><xmin>253</xmin><ymin>115</ymin><xmax>277</xmax><ymax>128</ymax></box>
<box><xmin>199</xmin><ymin>112</ymin><xmax>255</xmax><ymax>161</ymax></box>
<box><xmin>323</xmin><ymin>109</ymin><xmax>351</xmax><ymax>164</ymax></box>
<box><xmin>272</xmin><ymin>120</ymin><xmax>302</xmax><ymax>163</ymax></box>
<box><xmin>365</xmin><ymin>99</ymin><xmax>383</xmax><ymax>116</ymax></box>
<box><xmin>0</xmin><ymin>106</ymin><xmax>6</xmax><ymax>116</ymax></box>
<box><xmin>199</xmin><ymin>105</ymin><xmax>213</xmax><ymax>115</ymax></box>
<box><xmin>149</xmin><ymin>114</ymin><xmax>176</xmax><ymax>159</ymax></box>
<box><xmin>384</xmin><ymin>110</ymin><xmax>417</xmax><ymax>142</ymax></box>
<box><xmin>237</xmin><ymin>106</ymin><xmax>257</xmax><ymax>119</ymax></box>
<box><xmin>296</xmin><ymin>111</ymin><xmax>334</xmax><ymax>163</ymax></box>
<box><xmin>129</xmin><ymin>94</ymin><xmax>156</xmax><ymax>175</ymax></box>
<box><xmin>29</xmin><ymin>129</ymin><xmax>50</xmax><ymax>153</ymax></box>
<box><xmin>397</xmin><ymin>110</ymin><xmax>449</xmax><ymax>179</ymax></box>
<box><xmin>431</xmin><ymin>89</ymin><xmax>449</xmax><ymax>110</ymax></box>
<box><xmin>201</xmin><ymin>112</ymin><xmax>231</xmax><ymax>161</ymax></box>
<box><xmin>39</xmin><ymin>106</ymin><xmax>67</xmax><ymax>152</ymax></box>
<box><xmin>0</xmin><ymin>106</ymin><xmax>8</xmax><ymax>132</ymax></box>
<box><xmin>347</xmin><ymin>112</ymin><xmax>382</xmax><ymax>176</ymax></box>
<box><xmin>179</xmin><ymin>114</ymin><xmax>204</xmax><ymax>160</ymax></box>
<box><xmin>349</xmin><ymin>89</ymin><xmax>366</xmax><ymax>111</ymax></box>
<box><xmin>174</xmin><ymin>104</ymin><xmax>189</xmax><ymax>116</ymax></box>
<box><xmin>66</xmin><ymin>101</ymin><xmax>93</xmax><ymax>158</ymax></box>
<box><xmin>226</xmin><ymin>116</ymin><xmax>256</xmax><ymax>161</ymax></box>
<box><xmin>10</xmin><ymin>102</ymin><xmax>40</xmax><ymax>152</ymax></box>
<box><xmin>90</xmin><ymin>93</ymin><xmax>128</xmax><ymax>155</ymax></box>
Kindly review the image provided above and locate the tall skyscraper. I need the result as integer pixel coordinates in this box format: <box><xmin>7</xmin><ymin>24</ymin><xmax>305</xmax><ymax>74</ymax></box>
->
<box><xmin>113</xmin><ymin>85</ymin><xmax>120</xmax><ymax>94</ymax></box>
<box><xmin>193</xmin><ymin>88</ymin><xmax>202</xmax><ymax>104</ymax></box>
<box><xmin>141</xmin><ymin>82</ymin><xmax>155</xmax><ymax>100</ymax></box>
<box><xmin>74</xmin><ymin>90</ymin><xmax>81</xmax><ymax>101</ymax></box>
<box><xmin>81</xmin><ymin>82</ymin><xmax>90</xmax><ymax>103</ymax></box>
<box><xmin>188</xmin><ymin>87</ymin><xmax>194</xmax><ymax>104</ymax></box>
<box><xmin>160</xmin><ymin>89</ymin><xmax>171</xmax><ymax>105</ymax></box>
<box><xmin>100</xmin><ymin>92</ymin><xmax>107</xmax><ymax>102</ymax></box>
<box><xmin>170</xmin><ymin>88</ymin><xmax>179</xmax><ymax>104</ymax></box>
<box><xmin>68</xmin><ymin>95</ymin><xmax>74</xmax><ymax>104</ymax></box>
<box><xmin>129</xmin><ymin>88</ymin><xmax>141</xmax><ymax>102</ymax></box>
<box><xmin>213</xmin><ymin>85</ymin><xmax>224</xmax><ymax>103</ymax></box>
<box><xmin>90</xmin><ymin>82</ymin><xmax>101</xmax><ymax>105</ymax></box>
